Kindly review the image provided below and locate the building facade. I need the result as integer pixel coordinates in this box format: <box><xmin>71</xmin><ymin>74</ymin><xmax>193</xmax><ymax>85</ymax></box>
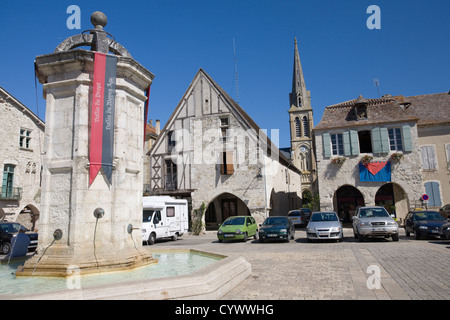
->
<box><xmin>405</xmin><ymin>93</ymin><xmax>450</xmax><ymax>209</ymax></box>
<box><xmin>0</xmin><ymin>87</ymin><xmax>44</xmax><ymax>230</ymax></box>
<box><xmin>314</xmin><ymin>95</ymin><xmax>423</xmax><ymax>224</ymax></box>
<box><xmin>148</xmin><ymin>69</ymin><xmax>303</xmax><ymax>229</ymax></box>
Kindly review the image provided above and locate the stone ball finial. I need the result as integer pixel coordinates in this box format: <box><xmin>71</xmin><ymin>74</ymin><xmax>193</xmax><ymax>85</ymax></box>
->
<box><xmin>91</xmin><ymin>11</ymin><xmax>108</xmax><ymax>30</ymax></box>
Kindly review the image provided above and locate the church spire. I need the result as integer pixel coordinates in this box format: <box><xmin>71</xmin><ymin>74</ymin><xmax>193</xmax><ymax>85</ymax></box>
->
<box><xmin>290</xmin><ymin>37</ymin><xmax>309</xmax><ymax>109</ymax></box>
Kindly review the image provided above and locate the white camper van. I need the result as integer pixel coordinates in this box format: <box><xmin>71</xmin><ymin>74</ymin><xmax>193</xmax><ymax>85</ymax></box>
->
<box><xmin>142</xmin><ymin>196</ymin><xmax>189</xmax><ymax>245</ymax></box>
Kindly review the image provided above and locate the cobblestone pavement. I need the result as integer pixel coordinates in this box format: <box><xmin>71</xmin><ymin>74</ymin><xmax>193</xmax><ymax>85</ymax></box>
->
<box><xmin>152</xmin><ymin>228</ymin><xmax>450</xmax><ymax>300</ymax></box>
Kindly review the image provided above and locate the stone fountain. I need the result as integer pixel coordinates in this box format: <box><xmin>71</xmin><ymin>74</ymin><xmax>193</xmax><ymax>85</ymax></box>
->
<box><xmin>17</xmin><ymin>12</ymin><xmax>157</xmax><ymax>277</ymax></box>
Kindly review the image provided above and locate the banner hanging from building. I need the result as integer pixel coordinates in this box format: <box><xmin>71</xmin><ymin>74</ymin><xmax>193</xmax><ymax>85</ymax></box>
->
<box><xmin>359</xmin><ymin>161</ymin><xmax>391</xmax><ymax>182</ymax></box>
<box><xmin>89</xmin><ymin>52</ymin><xmax>117</xmax><ymax>186</ymax></box>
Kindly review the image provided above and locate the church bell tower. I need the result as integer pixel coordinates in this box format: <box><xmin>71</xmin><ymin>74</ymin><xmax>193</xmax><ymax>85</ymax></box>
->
<box><xmin>288</xmin><ymin>38</ymin><xmax>317</xmax><ymax>196</ymax></box>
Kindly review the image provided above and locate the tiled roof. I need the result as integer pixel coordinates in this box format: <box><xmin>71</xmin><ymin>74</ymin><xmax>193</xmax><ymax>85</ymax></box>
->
<box><xmin>314</xmin><ymin>95</ymin><xmax>418</xmax><ymax>131</ymax></box>
<box><xmin>404</xmin><ymin>92</ymin><xmax>450</xmax><ymax>126</ymax></box>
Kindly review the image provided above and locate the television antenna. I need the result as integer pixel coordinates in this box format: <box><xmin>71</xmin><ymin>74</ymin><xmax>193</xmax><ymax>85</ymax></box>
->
<box><xmin>373</xmin><ymin>78</ymin><xmax>381</xmax><ymax>98</ymax></box>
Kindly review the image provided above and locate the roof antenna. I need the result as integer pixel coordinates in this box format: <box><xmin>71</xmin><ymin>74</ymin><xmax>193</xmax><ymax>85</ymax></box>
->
<box><xmin>373</xmin><ymin>78</ymin><xmax>381</xmax><ymax>98</ymax></box>
<box><xmin>233</xmin><ymin>37</ymin><xmax>240</xmax><ymax>104</ymax></box>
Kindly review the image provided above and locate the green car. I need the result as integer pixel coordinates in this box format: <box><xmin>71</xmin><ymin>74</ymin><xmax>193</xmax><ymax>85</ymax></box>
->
<box><xmin>217</xmin><ymin>216</ymin><xmax>258</xmax><ymax>242</ymax></box>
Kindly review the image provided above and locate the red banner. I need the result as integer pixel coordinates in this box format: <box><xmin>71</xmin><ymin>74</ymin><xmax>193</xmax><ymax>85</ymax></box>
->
<box><xmin>89</xmin><ymin>52</ymin><xmax>117</xmax><ymax>186</ymax></box>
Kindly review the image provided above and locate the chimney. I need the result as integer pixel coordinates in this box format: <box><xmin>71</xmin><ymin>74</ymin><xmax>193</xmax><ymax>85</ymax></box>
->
<box><xmin>156</xmin><ymin>120</ymin><xmax>160</xmax><ymax>135</ymax></box>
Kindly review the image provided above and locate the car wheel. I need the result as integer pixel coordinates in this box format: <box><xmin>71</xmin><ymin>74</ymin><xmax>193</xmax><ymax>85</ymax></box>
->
<box><xmin>357</xmin><ymin>230</ymin><xmax>365</xmax><ymax>242</ymax></box>
<box><xmin>353</xmin><ymin>228</ymin><xmax>358</xmax><ymax>239</ymax></box>
<box><xmin>414</xmin><ymin>229</ymin><xmax>421</xmax><ymax>240</ymax></box>
<box><xmin>171</xmin><ymin>233</ymin><xmax>178</xmax><ymax>241</ymax></box>
<box><xmin>242</xmin><ymin>232</ymin><xmax>248</xmax><ymax>242</ymax></box>
<box><xmin>392</xmin><ymin>234</ymin><xmax>399</xmax><ymax>242</ymax></box>
<box><xmin>148</xmin><ymin>233</ymin><xmax>156</xmax><ymax>245</ymax></box>
<box><xmin>1</xmin><ymin>242</ymin><xmax>11</xmax><ymax>254</ymax></box>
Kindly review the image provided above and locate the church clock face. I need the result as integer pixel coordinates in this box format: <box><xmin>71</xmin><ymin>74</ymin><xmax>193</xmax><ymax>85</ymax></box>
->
<box><xmin>300</xmin><ymin>146</ymin><xmax>307</xmax><ymax>153</ymax></box>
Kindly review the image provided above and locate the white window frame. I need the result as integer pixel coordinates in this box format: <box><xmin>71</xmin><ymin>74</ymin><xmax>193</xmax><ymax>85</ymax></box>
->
<box><xmin>388</xmin><ymin>128</ymin><xmax>403</xmax><ymax>151</ymax></box>
<box><xmin>331</xmin><ymin>133</ymin><xmax>344</xmax><ymax>156</ymax></box>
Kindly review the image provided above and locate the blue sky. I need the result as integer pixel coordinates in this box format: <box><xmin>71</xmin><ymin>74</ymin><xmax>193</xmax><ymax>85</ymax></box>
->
<box><xmin>1</xmin><ymin>0</ymin><xmax>449</xmax><ymax>148</ymax></box>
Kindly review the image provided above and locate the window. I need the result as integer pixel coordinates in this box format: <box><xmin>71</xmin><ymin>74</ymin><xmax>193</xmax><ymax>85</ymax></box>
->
<box><xmin>421</xmin><ymin>146</ymin><xmax>437</xmax><ymax>170</ymax></box>
<box><xmin>166</xmin><ymin>206</ymin><xmax>175</xmax><ymax>217</ymax></box>
<box><xmin>20</xmin><ymin>128</ymin><xmax>32</xmax><ymax>149</ymax></box>
<box><xmin>1</xmin><ymin>165</ymin><xmax>15</xmax><ymax>199</ymax></box>
<box><xmin>425</xmin><ymin>181</ymin><xmax>442</xmax><ymax>207</ymax></box>
<box><xmin>295</xmin><ymin>117</ymin><xmax>301</xmax><ymax>138</ymax></box>
<box><xmin>220</xmin><ymin>151</ymin><xmax>234</xmax><ymax>175</ymax></box>
<box><xmin>331</xmin><ymin>133</ymin><xmax>344</xmax><ymax>156</ymax></box>
<box><xmin>302</xmin><ymin>116</ymin><xmax>310</xmax><ymax>137</ymax></box>
<box><xmin>167</xmin><ymin>131</ymin><xmax>176</xmax><ymax>152</ymax></box>
<box><xmin>358</xmin><ymin>131</ymin><xmax>373</xmax><ymax>153</ymax></box>
<box><xmin>165</xmin><ymin>160</ymin><xmax>177</xmax><ymax>190</ymax></box>
<box><xmin>388</xmin><ymin>128</ymin><xmax>403</xmax><ymax>151</ymax></box>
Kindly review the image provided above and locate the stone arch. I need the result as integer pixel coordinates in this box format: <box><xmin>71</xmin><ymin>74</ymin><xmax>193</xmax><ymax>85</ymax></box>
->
<box><xmin>375</xmin><ymin>182</ymin><xmax>409</xmax><ymax>224</ymax></box>
<box><xmin>334</xmin><ymin>185</ymin><xmax>365</xmax><ymax>222</ymax></box>
<box><xmin>16</xmin><ymin>204</ymin><xmax>40</xmax><ymax>231</ymax></box>
<box><xmin>204</xmin><ymin>192</ymin><xmax>250</xmax><ymax>230</ymax></box>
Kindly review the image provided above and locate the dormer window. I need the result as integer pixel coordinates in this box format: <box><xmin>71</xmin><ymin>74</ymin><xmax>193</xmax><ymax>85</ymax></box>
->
<box><xmin>354</xmin><ymin>95</ymin><xmax>368</xmax><ymax>120</ymax></box>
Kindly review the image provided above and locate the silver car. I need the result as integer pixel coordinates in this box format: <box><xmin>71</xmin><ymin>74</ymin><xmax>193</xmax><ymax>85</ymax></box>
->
<box><xmin>352</xmin><ymin>206</ymin><xmax>399</xmax><ymax>241</ymax></box>
<box><xmin>307</xmin><ymin>212</ymin><xmax>343</xmax><ymax>242</ymax></box>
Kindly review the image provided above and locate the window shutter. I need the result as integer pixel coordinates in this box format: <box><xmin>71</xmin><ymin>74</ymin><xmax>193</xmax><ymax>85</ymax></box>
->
<box><xmin>421</xmin><ymin>146</ymin><xmax>437</xmax><ymax>170</ymax></box>
<box><xmin>446</xmin><ymin>144</ymin><xmax>450</xmax><ymax>170</ymax></box>
<box><xmin>322</xmin><ymin>133</ymin><xmax>331</xmax><ymax>158</ymax></box>
<box><xmin>380</xmin><ymin>127</ymin><xmax>389</xmax><ymax>153</ymax></box>
<box><xmin>371</xmin><ymin>128</ymin><xmax>382</xmax><ymax>154</ymax></box>
<box><xmin>425</xmin><ymin>181</ymin><xmax>441</xmax><ymax>207</ymax></box>
<box><xmin>402</xmin><ymin>125</ymin><xmax>412</xmax><ymax>152</ymax></box>
<box><xmin>343</xmin><ymin>131</ymin><xmax>351</xmax><ymax>156</ymax></box>
<box><xmin>349</xmin><ymin>130</ymin><xmax>360</xmax><ymax>155</ymax></box>
<box><xmin>226</xmin><ymin>152</ymin><xmax>234</xmax><ymax>174</ymax></box>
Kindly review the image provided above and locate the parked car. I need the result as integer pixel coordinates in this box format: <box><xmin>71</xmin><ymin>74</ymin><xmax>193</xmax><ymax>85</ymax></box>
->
<box><xmin>404</xmin><ymin>211</ymin><xmax>447</xmax><ymax>239</ymax></box>
<box><xmin>438</xmin><ymin>222</ymin><xmax>450</xmax><ymax>240</ymax></box>
<box><xmin>352</xmin><ymin>206</ymin><xmax>399</xmax><ymax>241</ymax></box>
<box><xmin>287</xmin><ymin>209</ymin><xmax>310</xmax><ymax>227</ymax></box>
<box><xmin>0</xmin><ymin>222</ymin><xmax>38</xmax><ymax>254</ymax></box>
<box><xmin>438</xmin><ymin>204</ymin><xmax>450</xmax><ymax>219</ymax></box>
<box><xmin>307</xmin><ymin>211</ymin><xmax>343</xmax><ymax>242</ymax></box>
<box><xmin>217</xmin><ymin>216</ymin><xmax>258</xmax><ymax>242</ymax></box>
<box><xmin>258</xmin><ymin>216</ymin><xmax>295</xmax><ymax>243</ymax></box>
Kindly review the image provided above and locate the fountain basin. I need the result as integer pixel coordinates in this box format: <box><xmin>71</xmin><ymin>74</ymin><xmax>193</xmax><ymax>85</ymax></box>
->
<box><xmin>1</xmin><ymin>249</ymin><xmax>251</xmax><ymax>300</ymax></box>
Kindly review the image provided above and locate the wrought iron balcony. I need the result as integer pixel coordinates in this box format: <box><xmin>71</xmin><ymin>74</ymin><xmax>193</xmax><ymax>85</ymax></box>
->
<box><xmin>0</xmin><ymin>187</ymin><xmax>23</xmax><ymax>200</ymax></box>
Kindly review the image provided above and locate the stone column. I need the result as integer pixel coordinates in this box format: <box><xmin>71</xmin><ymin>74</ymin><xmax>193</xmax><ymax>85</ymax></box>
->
<box><xmin>17</xmin><ymin>12</ymin><xmax>157</xmax><ymax>277</ymax></box>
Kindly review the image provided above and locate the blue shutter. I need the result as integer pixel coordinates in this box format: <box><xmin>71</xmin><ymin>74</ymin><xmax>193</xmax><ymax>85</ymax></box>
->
<box><xmin>402</xmin><ymin>125</ymin><xmax>412</xmax><ymax>152</ymax></box>
<box><xmin>380</xmin><ymin>127</ymin><xmax>389</xmax><ymax>153</ymax></box>
<box><xmin>343</xmin><ymin>131</ymin><xmax>351</xmax><ymax>156</ymax></box>
<box><xmin>371</xmin><ymin>128</ymin><xmax>382</xmax><ymax>154</ymax></box>
<box><xmin>350</xmin><ymin>130</ymin><xmax>360</xmax><ymax>155</ymax></box>
<box><xmin>323</xmin><ymin>133</ymin><xmax>331</xmax><ymax>158</ymax></box>
<box><xmin>425</xmin><ymin>181</ymin><xmax>442</xmax><ymax>207</ymax></box>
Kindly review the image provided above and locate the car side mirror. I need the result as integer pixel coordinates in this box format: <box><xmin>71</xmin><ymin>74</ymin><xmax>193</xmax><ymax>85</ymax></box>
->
<box><xmin>390</xmin><ymin>214</ymin><xmax>395</xmax><ymax>219</ymax></box>
<box><xmin>352</xmin><ymin>216</ymin><xmax>357</xmax><ymax>220</ymax></box>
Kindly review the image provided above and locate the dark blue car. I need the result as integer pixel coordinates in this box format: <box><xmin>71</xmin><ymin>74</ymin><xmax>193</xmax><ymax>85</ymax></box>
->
<box><xmin>404</xmin><ymin>211</ymin><xmax>447</xmax><ymax>240</ymax></box>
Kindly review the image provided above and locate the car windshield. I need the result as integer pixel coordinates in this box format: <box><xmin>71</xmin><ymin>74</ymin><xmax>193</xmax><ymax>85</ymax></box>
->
<box><xmin>359</xmin><ymin>208</ymin><xmax>389</xmax><ymax>218</ymax></box>
<box><xmin>143</xmin><ymin>210</ymin><xmax>154</xmax><ymax>222</ymax></box>
<box><xmin>288</xmin><ymin>211</ymin><xmax>301</xmax><ymax>217</ymax></box>
<box><xmin>0</xmin><ymin>223</ymin><xmax>22</xmax><ymax>233</ymax></box>
<box><xmin>414</xmin><ymin>212</ymin><xmax>445</xmax><ymax>221</ymax></box>
<box><xmin>223</xmin><ymin>217</ymin><xmax>245</xmax><ymax>226</ymax></box>
<box><xmin>263</xmin><ymin>217</ymin><xmax>287</xmax><ymax>225</ymax></box>
<box><xmin>311</xmin><ymin>212</ymin><xmax>338</xmax><ymax>222</ymax></box>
